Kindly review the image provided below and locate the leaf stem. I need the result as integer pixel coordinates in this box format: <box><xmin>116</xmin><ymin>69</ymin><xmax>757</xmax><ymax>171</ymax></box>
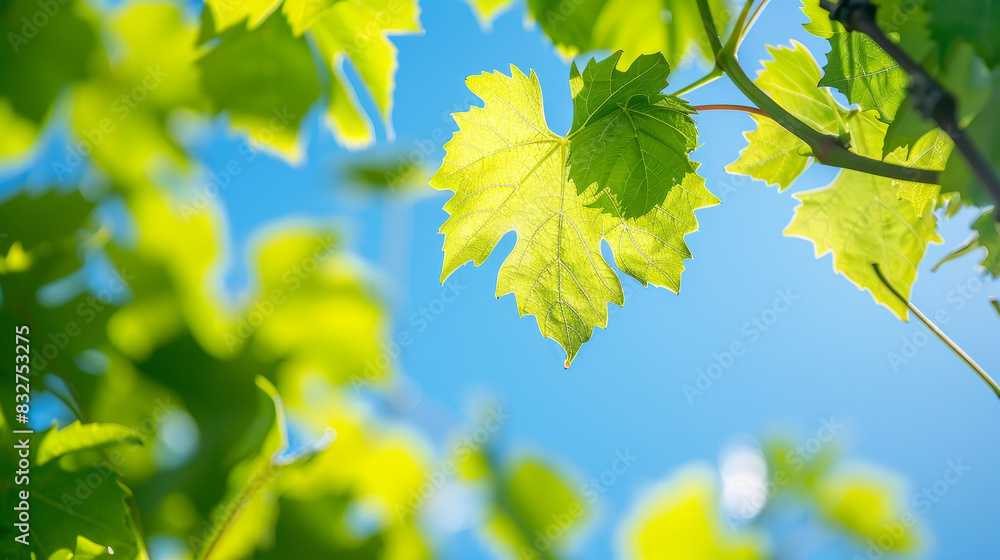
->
<box><xmin>694</xmin><ymin>0</ymin><xmax>940</xmax><ymax>184</ymax></box>
<box><xmin>738</xmin><ymin>0</ymin><xmax>771</xmax><ymax>48</ymax></box>
<box><xmin>872</xmin><ymin>263</ymin><xmax>1000</xmax><ymax>402</ymax></box>
<box><xmin>196</xmin><ymin>460</ymin><xmax>280</xmax><ymax>560</ymax></box>
<box><xmin>693</xmin><ymin>104</ymin><xmax>771</xmax><ymax>118</ymax></box>
<box><xmin>821</xmin><ymin>0</ymin><xmax>1000</xmax><ymax>215</ymax></box>
<box><xmin>727</xmin><ymin>0</ymin><xmax>758</xmax><ymax>51</ymax></box>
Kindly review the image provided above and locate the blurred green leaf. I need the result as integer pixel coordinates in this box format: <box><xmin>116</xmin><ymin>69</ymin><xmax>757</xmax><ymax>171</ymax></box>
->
<box><xmin>927</xmin><ymin>0</ymin><xmax>1000</xmax><ymax>67</ymax></box>
<box><xmin>814</xmin><ymin>465</ymin><xmax>920</xmax><ymax>554</ymax></box>
<box><xmin>199</xmin><ymin>14</ymin><xmax>318</xmax><ymax>161</ymax></box>
<box><xmin>619</xmin><ymin>467</ymin><xmax>764</xmax><ymax>560</ymax></box>
<box><xmin>0</xmin><ymin>0</ymin><xmax>103</xmax><ymax>124</ymax></box>
<box><xmin>526</xmin><ymin>0</ymin><xmax>731</xmax><ymax>69</ymax></box>
<box><xmin>0</xmin><ymin>409</ymin><xmax>146</xmax><ymax>560</ymax></box>
<box><xmin>38</xmin><ymin>422</ymin><xmax>143</xmax><ymax>466</ymax></box>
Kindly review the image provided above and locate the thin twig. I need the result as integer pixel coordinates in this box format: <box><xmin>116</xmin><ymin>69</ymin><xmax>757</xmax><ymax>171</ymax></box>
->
<box><xmin>872</xmin><ymin>263</ymin><xmax>1000</xmax><ymax>402</ymax></box>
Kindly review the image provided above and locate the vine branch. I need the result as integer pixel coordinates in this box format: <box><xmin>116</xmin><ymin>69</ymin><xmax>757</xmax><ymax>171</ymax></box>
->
<box><xmin>694</xmin><ymin>0</ymin><xmax>940</xmax><ymax>185</ymax></box>
<box><xmin>821</xmin><ymin>0</ymin><xmax>1000</xmax><ymax>215</ymax></box>
<box><xmin>872</xmin><ymin>263</ymin><xmax>1000</xmax><ymax>402</ymax></box>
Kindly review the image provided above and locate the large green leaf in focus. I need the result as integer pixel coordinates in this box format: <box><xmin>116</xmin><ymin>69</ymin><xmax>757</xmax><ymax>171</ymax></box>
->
<box><xmin>567</xmin><ymin>52</ymin><xmax>697</xmax><ymax>218</ymax></box>
<box><xmin>726</xmin><ymin>42</ymin><xmax>848</xmax><ymax>190</ymax></box>
<box><xmin>433</xmin><ymin>66</ymin><xmax>622</xmax><ymax>365</ymax></box>
<box><xmin>432</xmin><ymin>63</ymin><xmax>716</xmax><ymax>364</ymax></box>
<box><xmin>802</xmin><ymin>0</ymin><xmax>933</xmax><ymax>123</ymax></box>
<box><xmin>785</xmin><ymin>110</ymin><xmax>942</xmax><ymax>319</ymax></box>
<box><xmin>0</xmin><ymin>412</ymin><xmax>145</xmax><ymax>560</ymax></box>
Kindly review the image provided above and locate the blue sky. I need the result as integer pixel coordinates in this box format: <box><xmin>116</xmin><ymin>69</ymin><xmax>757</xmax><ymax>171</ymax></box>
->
<box><xmin>4</xmin><ymin>0</ymin><xmax>1000</xmax><ymax>558</ymax></box>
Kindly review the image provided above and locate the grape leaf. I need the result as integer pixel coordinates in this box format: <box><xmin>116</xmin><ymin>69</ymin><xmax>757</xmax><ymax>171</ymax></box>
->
<box><xmin>892</xmin><ymin>128</ymin><xmax>953</xmax><ymax>215</ymax></box>
<box><xmin>726</xmin><ymin>42</ymin><xmax>847</xmax><ymax>190</ymax></box>
<box><xmin>0</xmin><ymin>412</ymin><xmax>145</xmax><ymax>560</ymax></box>
<box><xmin>927</xmin><ymin>0</ymin><xmax>1000</xmax><ymax>68</ymax></box>
<box><xmin>802</xmin><ymin>0</ymin><xmax>933</xmax><ymax>123</ymax></box>
<box><xmin>432</xmin><ymin>62</ymin><xmax>715</xmax><ymax>364</ymax></box>
<box><xmin>526</xmin><ymin>0</ymin><xmax>731</xmax><ymax>68</ymax></box>
<box><xmin>568</xmin><ymin>52</ymin><xmax>697</xmax><ymax>217</ymax></box>
<box><xmin>433</xmin><ymin>67</ymin><xmax>623</xmax><ymax>365</ymax></box>
<box><xmin>785</xmin><ymin>110</ymin><xmax>942</xmax><ymax>319</ymax></box>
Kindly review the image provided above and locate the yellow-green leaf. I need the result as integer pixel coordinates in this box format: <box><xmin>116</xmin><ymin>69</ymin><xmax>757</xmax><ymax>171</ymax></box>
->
<box><xmin>38</xmin><ymin>422</ymin><xmax>143</xmax><ymax>466</ymax></box>
<box><xmin>619</xmin><ymin>467</ymin><xmax>765</xmax><ymax>560</ymax></box>
<box><xmin>785</xmin><ymin>111</ymin><xmax>942</xmax><ymax>319</ymax></box>
<box><xmin>815</xmin><ymin>465</ymin><xmax>920</xmax><ymax>554</ymax></box>
<box><xmin>433</xmin><ymin>61</ymin><xmax>715</xmax><ymax>363</ymax></box>
<box><xmin>726</xmin><ymin>42</ymin><xmax>848</xmax><ymax>190</ymax></box>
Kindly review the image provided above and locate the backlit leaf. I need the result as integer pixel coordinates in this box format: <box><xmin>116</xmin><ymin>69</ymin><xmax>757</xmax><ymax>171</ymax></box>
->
<box><xmin>802</xmin><ymin>0</ymin><xmax>933</xmax><ymax>122</ymax></box>
<box><xmin>726</xmin><ymin>42</ymin><xmax>847</xmax><ymax>190</ymax></box>
<box><xmin>568</xmin><ymin>52</ymin><xmax>697</xmax><ymax>218</ymax></box>
<box><xmin>785</xmin><ymin>110</ymin><xmax>942</xmax><ymax>319</ymax></box>
<box><xmin>619</xmin><ymin>467</ymin><xmax>765</xmax><ymax>560</ymax></box>
<box><xmin>432</xmin><ymin>61</ymin><xmax>715</xmax><ymax>364</ymax></box>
